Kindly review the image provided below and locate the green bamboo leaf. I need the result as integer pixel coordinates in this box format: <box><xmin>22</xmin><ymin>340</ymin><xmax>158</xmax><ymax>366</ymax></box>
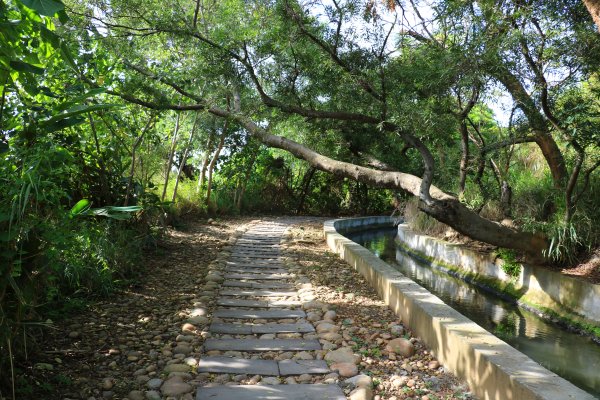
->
<box><xmin>21</xmin><ymin>0</ymin><xmax>65</xmax><ymax>16</ymax></box>
<box><xmin>56</xmin><ymin>88</ymin><xmax>108</xmax><ymax>111</ymax></box>
<box><xmin>9</xmin><ymin>60</ymin><xmax>44</xmax><ymax>74</ymax></box>
<box><xmin>42</xmin><ymin>104</ymin><xmax>121</xmax><ymax>125</ymax></box>
<box><xmin>44</xmin><ymin>116</ymin><xmax>85</xmax><ymax>133</ymax></box>
<box><xmin>70</xmin><ymin>199</ymin><xmax>90</xmax><ymax>216</ymax></box>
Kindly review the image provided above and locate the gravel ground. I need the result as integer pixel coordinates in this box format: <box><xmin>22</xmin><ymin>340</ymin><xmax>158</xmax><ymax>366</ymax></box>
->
<box><xmin>13</xmin><ymin>216</ymin><xmax>475</xmax><ymax>400</ymax></box>
<box><xmin>14</xmin><ymin>218</ymin><xmax>253</xmax><ymax>400</ymax></box>
<box><xmin>283</xmin><ymin>218</ymin><xmax>475</xmax><ymax>400</ymax></box>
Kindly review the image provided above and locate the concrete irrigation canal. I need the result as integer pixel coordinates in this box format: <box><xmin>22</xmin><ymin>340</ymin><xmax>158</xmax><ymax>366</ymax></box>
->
<box><xmin>326</xmin><ymin>217</ymin><xmax>599</xmax><ymax>400</ymax></box>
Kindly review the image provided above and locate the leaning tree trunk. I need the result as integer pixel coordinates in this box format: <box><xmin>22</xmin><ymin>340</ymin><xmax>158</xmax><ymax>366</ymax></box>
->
<box><xmin>161</xmin><ymin>112</ymin><xmax>182</xmax><ymax>202</ymax></box>
<box><xmin>209</xmin><ymin>108</ymin><xmax>549</xmax><ymax>261</ymax></box>
<box><xmin>172</xmin><ymin>114</ymin><xmax>199</xmax><ymax>202</ymax></box>
<box><xmin>205</xmin><ymin>122</ymin><xmax>227</xmax><ymax>206</ymax></box>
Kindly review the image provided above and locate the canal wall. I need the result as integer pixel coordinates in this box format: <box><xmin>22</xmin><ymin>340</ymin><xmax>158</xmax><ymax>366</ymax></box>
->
<box><xmin>394</xmin><ymin>223</ymin><xmax>600</xmax><ymax>329</ymax></box>
<box><xmin>324</xmin><ymin>216</ymin><xmax>595</xmax><ymax>400</ymax></box>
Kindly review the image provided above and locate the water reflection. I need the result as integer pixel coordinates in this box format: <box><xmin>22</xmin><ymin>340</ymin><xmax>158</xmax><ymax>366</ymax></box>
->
<box><xmin>346</xmin><ymin>228</ymin><xmax>600</xmax><ymax>397</ymax></box>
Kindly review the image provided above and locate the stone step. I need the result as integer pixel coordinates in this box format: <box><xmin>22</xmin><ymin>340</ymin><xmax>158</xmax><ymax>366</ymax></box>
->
<box><xmin>233</xmin><ymin>244</ymin><xmax>281</xmax><ymax>248</ymax></box>
<box><xmin>197</xmin><ymin>357</ymin><xmax>329</xmax><ymax>376</ymax></box>
<box><xmin>219</xmin><ymin>289</ymin><xmax>298</xmax><ymax>297</ymax></box>
<box><xmin>223</xmin><ymin>273</ymin><xmax>293</xmax><ymax>280</ymax></box>
<box><xmin>231</xmin><ymin>250</ymin><xmax>280</xmax><ymax>254</ymax></box>
<box><xmin>224</xmin><ymin>266</ymin><xmax>289</xmax><ymax>274</ymax></box>
<box><xmin>214</xmin><ymin>309</ymin><xmax>305</xmax><ymax>319</ymax></box>
<box><xmin>278</xmin><ymin>359</ymin><xmax>330</xmax><ymax>375</ymax></box>
<box><xmin>216</xmin><ymin>298</ymin><xmax>269</xmax><ymax>308</ymax></box>
<box><xmin>209</xmin><ymin>322</ymin><xmax>315</xmax><ymax>335</ymax></box>
<box><xmin>222</xmin><ymin>281</ymin><xmax>294</xmax><ymax>289</ymax></box>
<box><xmin>227</xmin><ymin>260</ymin><xmax>283</xmax><ymax>266</ymax></box>
<box><xmin>196</xmin><ymin>384</ymin><xmax>346</xmax><ymax>400</ymax></box>
<box><xmin>198</xmin><ymin>357</ymin><xmax>278</xmax><ymax>375</ymax></box>
<box><xmin>252</xmin><ymin>323</ymin><xmax>315</xmax><ymax>334</ymax></box>
<box><xmin>203</xmin><ymin>338</ymin><xmax>321</xmax><ymax>351</ymax></box>
<box><xmin>226</xmin><ymin>261</ymin><xmax>284</xmax><ymax>267</ymax></box>
<box><xmin>216</xmin><ymin>298</ymin><xmax>302</xmax><ymax>308</ymax></box>
<box><xmin>229</xmin><ymin>255</ymin><xmax>281</xmax><ymax>260</ymax></box>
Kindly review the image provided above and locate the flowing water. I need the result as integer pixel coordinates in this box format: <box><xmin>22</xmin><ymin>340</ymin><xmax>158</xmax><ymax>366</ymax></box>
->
<box><xmin>345</xmin><ymin>227</ymin><xmax>600</xmax><ymax>398</ymax></box>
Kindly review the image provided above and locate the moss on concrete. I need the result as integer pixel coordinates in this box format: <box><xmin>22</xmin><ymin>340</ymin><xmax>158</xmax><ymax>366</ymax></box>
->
<box><xmin>395</xmin><ymin>240</ymin><xmax>600</xmax><ymax>341</ymax></box>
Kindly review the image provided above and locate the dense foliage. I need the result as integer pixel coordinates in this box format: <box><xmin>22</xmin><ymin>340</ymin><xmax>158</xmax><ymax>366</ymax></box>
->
<box><xmin>1</xmin><ymin>0</ymin><xmax>599</xmax><ymax>396</ymax></box>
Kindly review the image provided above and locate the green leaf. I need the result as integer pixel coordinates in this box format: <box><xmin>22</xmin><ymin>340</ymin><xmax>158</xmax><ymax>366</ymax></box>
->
<box><xmin>40</xmin><ymin>25</ymin><xmax>60</xmax><ymax>48</ymax></box>
<box><xmin>56</xmin><ymin>88</ymin><xmax>107</xmax><ymax>111</ymax></box>
<box><xmin>21</xmin><ymin>0</ymin><xmax>65</xmax><ymax>16</ymax></box>
<box><xmin>9</xmin><ymin>60</ymin><xmax>44</xmax><ymax>74</ymax></box>
<box><xmin>70</xmin><ymin>199</ymin><xmax>90</xmax><ymax>216</ymax></box>
<box><xmin>60</xmin><ymin>42</ymin><xmax>76</xmax><ymax>70</ymax></box>
<box><xmin>42</xmin><ymin>104</ymin><xmax>121</xmax><ymax>125</ymax></box>
<box><xmin>89</xmin><ymin>205</ymin><xmax>142</xmax><ymax>220</ymax></box>
<box><xmin>44</xmin><ymin>116</ymin><xmax>85</xmax><ymax>133</ymax></box>
<box><xmin>57</xmin><ymin>9</ymin><xmax>69</xmax><ymax>24</ymax></box>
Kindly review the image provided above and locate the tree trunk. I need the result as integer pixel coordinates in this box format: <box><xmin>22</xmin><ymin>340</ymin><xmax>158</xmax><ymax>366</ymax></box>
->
<box><xmin>205</xmin><ymin>122</ymin><xmax>227</xmax><ymax>206</ymax></box>
<box><xmin>493</xmin><ymin>68</ymin><xmax>567</xmax><ymax>187</ymax></box>
<box><xmin>172</xmin><ymin>114</ymin><xmax>199</xmax><ymax>202</ymax></box>
<box><xmin>583</xmin><ymin>0</ymin><xmax>600</xmax><ymax>32</ymax></box>
<box><xmin>125</xmin><ymin>115</ymin><xmax>155</xmax><ymax>206</ymax></box>
<box><xmin>161</xmin><ymin>112</ymin><xmax>182</xmax><ymax>202</ymax></box>
<box><xmin>236</xmin><ymin>147</ymin><xmax>259</xmax><ymax>211</ymax></box>
<box><xmin>87</xmin><ymin>112</ymin><xmax>111</xmax><ymax>204</ymax></box>
<box><xmin>296</xmin><ymin>166</ymin><xmax>316</xmax><ymax>215</ymax></box>
<box><xmin>197</xmin><ymin>128</ymin><xmax>216</xmax><ymax>194</ymax></box>
<box><xmin>458</xmin><ymin>121</ymin><xmax>469</xmax><ymax>198</ymax></box>
<box><xmin>211</xmin><ymin>108</ymin><xmax>549</xmax><ymax>260</ymax></box>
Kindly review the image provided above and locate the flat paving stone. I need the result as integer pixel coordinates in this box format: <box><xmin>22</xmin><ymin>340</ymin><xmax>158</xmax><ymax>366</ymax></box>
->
<box><xmin>208</xmin><ymin>322</ymin><xmax>314</xmax><ymax>334</ymax></box>
<box><xmin>196</xmin><ymin>384</ymin><xmax>346</xmax><ymax>400</ymax></box>
<box><xmin>214</xmin><ymin>309</ymin><xmax>305</xmax><ymax>319</ymax></box>
<box><xmin>224</xmin><ymin>273</ymin><xmax>293</xmax><ymax>280</ymax></box>
<box><xmin>278</xmin><ymin>360</ymin><xmax>330</xmax><ymax>376</ymax></box>
<box><xmin>222</xmin><ymin>281</ymin><xmax>294</xmax><ymax>289</ymax></box>
<box><xmin>230</xmin><ymin>250</ymin><xmax>280</xmax><ymax>254</ymax></box>
<box><xmin>204</xmin><ymin>338</ymin><xmax>321</xmax><ymax>351</ymax></box>
<box><xmin>234</xmin><ymin>245</ymin><xmax>281</xmax><ymax>249</ymax></box>
<box><xmin>209</xmin><ymin>323</ymin><xmax>253</xmax><ymax>334</ymax></box>
<box><xmin>226</xmin><ymin>261</ymin><xmax>284</xmax><ymax>267</ymax></box>
<box><xmin>198</xmin><ymin>357</ymin><xmax>279</xmax><ymax>375</ymax></box>
<box><xmin>252</xmin><ymin>323</ymin><xmax>315</xmax><ymax>334</ymax></box>
<box><xmin>224</xmin><ymin>266</ymin><xmax>288</xmax><ymax>274</ymax></box>
<box><xmin>219</xmin><ymin>289</ymin><xmax>298</xmax><ymax>297</ymax></box>
<box><xmin>216</xmin><ymin>298</ymin><xmax>269</xmax><ymax>308</ymax></box>
<box><xmin>268</xmin><ymin>299</ymin><xmax>302</xmax><ymax>307</ymax></box>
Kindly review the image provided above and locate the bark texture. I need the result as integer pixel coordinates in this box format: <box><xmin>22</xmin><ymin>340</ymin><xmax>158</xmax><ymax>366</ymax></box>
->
<box><xmin>584</xmin><ymin>0</ymin><xmax>600</xmax><ymax>32</ymax></box>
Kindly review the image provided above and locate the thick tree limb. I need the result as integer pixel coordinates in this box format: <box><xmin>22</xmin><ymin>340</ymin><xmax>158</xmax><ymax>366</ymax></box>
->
<box><xmin>583</xmin><ymin>0</ymin><xmax>600</xmax><ymax>32</ymax></box>
<box><xmin>213</xmin><ymin>109</ymin><xmax>547</xmax><ymax>258</ymax></box>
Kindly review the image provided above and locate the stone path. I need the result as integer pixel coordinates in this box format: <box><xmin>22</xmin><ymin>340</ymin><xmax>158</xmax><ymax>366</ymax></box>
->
<box><xmin>196</xmin><ymin>221</ymin><xmax>346</xmax><ymax>399</ymax></box>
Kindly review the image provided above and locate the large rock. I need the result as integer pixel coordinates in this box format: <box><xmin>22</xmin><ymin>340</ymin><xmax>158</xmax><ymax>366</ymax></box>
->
<box><xmin>324</xmin><ymin>347</ymin><xmax>361</xmax><ymax>365</ymax></box>
<box><xmin>344</xmin><ymin>374</ymin><xmax>372</xmax><ymax>389</ymax></box>
<box><xmin>349</xmin><ymin>386</ymin><xmax>374</xmax><ymax>400</ymax></box>
<box><xmin>319</xmin><ymin>332</ymin><xmax>342</xmax><ymax>342</ymax></box>
<box><xmin>316</xmin><ymin>322</ymin><xmax>339</xmax><ymax>333</ymax></box>
<box><xmin>187</xmin><ymin>315</ymin><xmax>209</xmax><ymax>325</ymax></box>
<box><xmin>331</xmin><ymin>362</ymin><xmax>358</xmax><ymax>377</ymax></box>
<box><xmin>385</xmin><ymin>338</ymin><xmax>414</xmax><ymax>357</ymax></box>
<box><xmin>160</xmin><ymin>376</ymin><xmax>192</xmax><ymax>396</ymax></box>
<box><xmin>163</xmin><ymin>364</ymin><xmax>190</xmax><ymax>373</ymax></box>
